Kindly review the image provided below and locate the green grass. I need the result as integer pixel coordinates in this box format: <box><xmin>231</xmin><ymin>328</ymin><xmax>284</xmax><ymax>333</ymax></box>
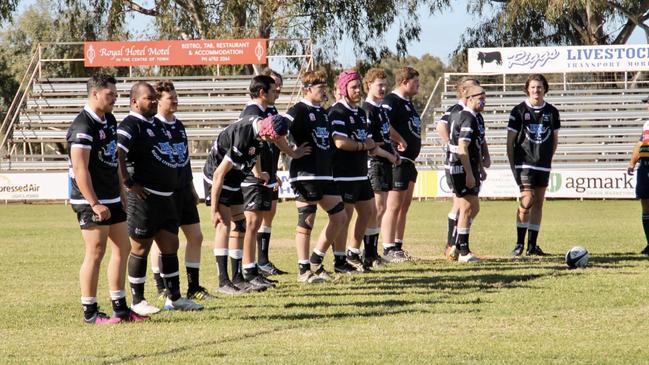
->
<box><xmin>1</xmin><ymin>200</ymin><xmax>649</xmax><ymax>364</ymax></box>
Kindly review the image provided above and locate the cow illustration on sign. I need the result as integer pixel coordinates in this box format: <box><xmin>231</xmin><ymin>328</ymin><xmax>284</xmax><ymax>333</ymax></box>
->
<box><xmin>477</xmin><ymin>51</ymin><xmax>502</xmax><ymax>67</ymax></box>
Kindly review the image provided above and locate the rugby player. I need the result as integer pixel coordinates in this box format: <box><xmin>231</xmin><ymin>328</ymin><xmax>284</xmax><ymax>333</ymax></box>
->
<box><xmin>626</xmin><ymin>95</ymin><xmax>649</xmax><ymax>255</ymax></box>
<box><xmin>436</xmin><ymin>77</ymin><xmax>490</xmax><ymax>260</ymax></box>
<box><xmin>204</xmin><ymin>113</ymin><xmax>293</xmax><ymax>293</ymax></box>
<box><xmin>286</xmin><ymin>70</ymin><xmax>348</xmax><ymax>283</ymax></box>
<box><xmin>67</xmin><ymin>73</ymin><xmax>147</xmax><ymax>324</ymax></box>
<box><xmin>149</xmin><ymin>81</ymin><xmax>214</xmax><ymax>301</ymax></box>
<box><xmin>382</xmin><ymin>67</ymin><xmax>421</xmax><ymax>262</ymax></box>
<box><xmin>361</xmin><ymin>68</ymin><xmax>401</xmax><ymax>268</ymax></box>
<box><xmin>330</xmin><ymin>70</ymin><xmax>393</xmax><ymax>273</ymax></box>
<box><xmin>117</xmin><ymin>82</ymin><xmax>203</xmax><ymax>314</ymax></box>
<box><xmin>507</xmin><ymin>74</ymin><xmax>560</xmax><ymax>256</ymax></box>
<box><xmin>447</xmin><ymin>85</ymin><xmax>488</xmax><ymax>262</ymax></box>
<box><xmin>255</xmin><ymin>68</ymin><xmax>288</xmax><ymax>276</ymax></box>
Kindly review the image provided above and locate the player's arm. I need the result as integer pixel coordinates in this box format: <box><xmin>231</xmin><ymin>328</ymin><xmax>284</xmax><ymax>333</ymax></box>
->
<box><xmin>481</xmin><ymin>139</ymin><xmax>491</xmax><ymax>168</ymax></box>
<box><xmin>458</xmin><ymin>140</ymin><xmax>475</xmax><ymax>189</ymax></box>
<box><xmin>506</xmin><ymin>109</ymin><xmax>520</xmax><ymax>171</ymax></box>
<box><xmin>332</xmin><ymin>134</ymin><xmax>376</xmax><ymax>152</ymax></box>
<box><xmin>252</xmin><ymin>155</ymin><xmax>269</xmax><ymax>184</ymax></box>
<box><xmin>436</xmin><ymin>113</ymin><xmax>450</xmax><ymax>143</ymax></box>
<box><xmin>273</xmin><ymin>136</ymin><xmax>311</xmax><ymax>159</ymax></box>
<box><xmin>551</xmin><ymin>109</ymin><xmax>561</xmax><ymax>158</ymax></box>
<box><xmin>628</xmin><ymin>141</ymin><xmax>642</xmax><ymax>175</ymax></box>
<box><xmin>389</xmin><ymin>128</ymin><xmax>407</xmax><ymax>152</ymax></box>
<box><xmin>70</xmin><ymin>146</ymin><xmax>110</xmax><ymax>221</ymax></box>
<box><xmin>210</xmin><ymin>158</ymin><xmax>234</xmax><ymax>227</ymax></box>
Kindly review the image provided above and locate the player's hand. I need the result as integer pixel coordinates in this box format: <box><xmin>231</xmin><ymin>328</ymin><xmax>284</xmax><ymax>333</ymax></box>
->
<box><xmin>120</xmin><ymin>191</ymin><xmax>127</xmax><ymax>211</ymax></box>
<box><xmin>364</xmin><ymin>139</ymin><xmax>376</xmax><ymax>151</ymax></box>
<box><xmin>483</xmin><ymin>156</ymin><xmax>491</xmax><ymax>168</ymax></box>
<box><xmin>393</xmin><ymin>151</ymin><xmax>401</xmax><ymax>166</ymax></box>
<box><xmin>396</xmin><ymin>140</ymin><xmax>407</xmax><ymax>152</ymax></box>
<box><xmin>276</xmin><ymin>175</ymin><xmax>282</xmax><ymax>190</ymax></box>
<box><xmin>211</xmin><ymin>210</ymin><xmax>225</xmax><ymax>227</ymax></box>
<box><xmin>627</xmin><ymin>165</ymin><xmax>635</xmax><ymax>175</ymax></box>
<box><xmin>480</xmin><ymin>167</ymin><xmax>488</xmax><ymax>181</ymax></box>
<box><xmin>466</xmin><ymin>174</ymin><xmax>476</xmax><ymax>189</ymax></box>
<box><xmin>292</xmin><ymin>142</ymin><xmax>312</xmax><ymax>159</ymax></box>
<box><xmin>257</xmin><ymin>172</ymin><xmax>270</xmax><ymax>185</ymax></box>
<box><xmin>91</xmin><ymin>203</ymin><xmax>111</xmax><ymax>222</ymax></box>
<box><xmin>129</xmin><ymin>183</ymin><xmax>149</xmax><ymax>200</ymax></box>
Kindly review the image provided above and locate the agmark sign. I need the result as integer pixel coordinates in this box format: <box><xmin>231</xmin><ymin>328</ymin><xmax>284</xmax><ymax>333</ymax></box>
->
<box><xmin>84</xmin><ymin>39</ymin><xmax>267</xmax><ymax>67</ymax></box>
<box><xmin>468</xmin><ymin>45</ymin><xmax>649</xmax><ymax>74</ymax></box>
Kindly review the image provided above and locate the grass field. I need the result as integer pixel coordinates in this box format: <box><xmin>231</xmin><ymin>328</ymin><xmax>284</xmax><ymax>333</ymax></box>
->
<box><xmin>2</xmin><ymin>200</ymin><xmax>649</xmax><ymax>364</ymax></box>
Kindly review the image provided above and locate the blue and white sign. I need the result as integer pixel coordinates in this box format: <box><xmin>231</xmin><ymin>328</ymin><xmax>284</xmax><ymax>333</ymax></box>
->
<box><xmin>468</xmin><ymin>45</ymin><xmax>649</xmax><ymax>74</ymax></box>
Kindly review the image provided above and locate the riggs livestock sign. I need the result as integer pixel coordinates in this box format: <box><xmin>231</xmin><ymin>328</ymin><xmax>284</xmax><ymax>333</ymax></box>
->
<box><xmin>468</xmin><ymin>45</ymin><xmax>649</xmax><ymax>74</ymax></box>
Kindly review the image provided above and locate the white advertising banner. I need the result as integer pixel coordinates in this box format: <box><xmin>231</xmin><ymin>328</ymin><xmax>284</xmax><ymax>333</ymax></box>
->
<box><xmin>0</xmin><ymin>169</ymin><xmax>636</xmax><ymax>201</ymax></box>
<box><xmin>468</xmin><ymin>45</ymin><xmax>649</xmax><ymax>74</ymax></box>
<box><xmin>435</xmin><ymin>169</ymin><xmax>635</xmax><ymax>199</ymax></box>
<box><xmin>0</xmin><ymin>172</ymin><xmax>69</xmax><ymax>200</ymax></box>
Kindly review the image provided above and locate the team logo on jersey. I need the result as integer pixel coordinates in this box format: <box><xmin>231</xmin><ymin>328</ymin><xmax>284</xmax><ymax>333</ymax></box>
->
<box><xmin>180</xmin><ymin>130</ymin><xmax>186</xmax><ymax>139</ymax></box>
<box><xmin>98</xmin><ymin>130</ymin><xmax>106</xmax><ymax>140</ymax></box>
<box><xmin>524</xmin><ymin>113</ymin><xmax>531</xmax><ymax>121</ymax></box>
<box><xmin>98</xmin><ymin>140</ymin><xmax>118</xmax><ymax>167</ymax></box>
<box><xmin>525</xmin><ymin>123</ymin><xmax>551</xmax><ymax>144</ymax></box>
<box><xmin>349</xmin><ymin>116</ymin><xmax>355</xmax><ymax>124</ymax></box>
<box><xmin>309</xmin><ymin>113</ymin><xmax>316</xmax><ymax>121</ymax></box>
<box><xmin>248</xmin><ymin>147</ymin><xmax>256</xmax><ymax>155</ymax></box>
<box><xmin>409</xmin><ymin>116</ymin><xmax>421</xmax><ymax>137</ymax></box>
<box><xmin>542</xmin><ymin>114</ymin><xmax>550</xmax><ymax>122</ymax></box>
<box><xmin>405</xmin><ymin>104</ymin><xmax>411</xmax><ymax>112</ymax></box>
<box><xmin>165</xmin><ymin>129</ymin><xmax>172</xmax><ymax>139</ymax></box>
<box><xmin>353</xmin><ymin>129</ymin><xmax>369</xmax><ymax>141</ymax></box>
<box><xmin>172</xmin><ymin>143</ymin><xmax>188</xmax><ymax>164</ymax></box>
<box><xmin>152</xmin><ymin>142</ymin><xmax>178</xmax><ymax>167</ymax></box>
<box><xmin>146</xmin><ymin>129</ymin><xmax>155</xmax><ymax>137</ymax></box>
<box><xmin>313</xmin><ymin>127</ymin><xmax>330</xmax><ymax>150</ymax></box>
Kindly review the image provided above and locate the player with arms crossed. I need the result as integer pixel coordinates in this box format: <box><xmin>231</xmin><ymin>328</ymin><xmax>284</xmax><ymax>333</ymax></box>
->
<box><xmin>117</xmin><ymin>82</ymin><xmax>203</xmax><ymax>314</ymax></box>
<box><xmin>67</xmin><ymin>73</ymin><xmax>148</xmax><ymax>324</ymax></box>
<box><xmin>507</xmin><ymin>74</ymin><xmax>560</xmax><ymax>257</ymax></box>
<box><xmin>382</xmin><ymin>67</ymin><xmax>421</xmax><ymax>261</ymax></box>
<box><xmin>626</xmin><ymin>94</ymin><xmax>649</xmax><ymax>255</ymax></box>
<box><xmin>447</xmin><ymin>85</ymin><xmax>488</xmax><ymax>262</ymax></box>
<box><xmin>286</xmin><ymin>70</ymin><xmax>348</xmax><ymax>283</ymax></box>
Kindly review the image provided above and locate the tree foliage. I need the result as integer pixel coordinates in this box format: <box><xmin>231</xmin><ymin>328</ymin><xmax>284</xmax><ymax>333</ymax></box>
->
<box><xmin>449</xmin><ymin>0</ymin><xmax>649</xmax><ymax>70</ymax></box>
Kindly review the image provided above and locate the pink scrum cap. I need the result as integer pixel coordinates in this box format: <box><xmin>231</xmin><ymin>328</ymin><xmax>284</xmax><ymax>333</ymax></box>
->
<box><xmin>257</xmin><ymin>114</ymin><xmax>288</xmax><ymax>139</ymax></box>
<box><xmin>336</xmin><ymin>69</ymin><xmax>361</xmax><ymax>97</ymax></box>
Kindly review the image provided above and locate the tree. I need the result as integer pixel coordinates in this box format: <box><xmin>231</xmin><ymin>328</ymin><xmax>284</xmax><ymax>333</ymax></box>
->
<box><xmin>449</xmin><ymin>0</ymin><xmax>649</xmax><ymax>70</ymax></box>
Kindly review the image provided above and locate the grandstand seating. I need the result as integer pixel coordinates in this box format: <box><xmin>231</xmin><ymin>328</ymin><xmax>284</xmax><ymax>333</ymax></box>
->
<box><xmin>3</xmin><ymin>75</ymin><xmax>647</xmax><ymax>171</ymax></box>
<box><xmin>421</xmin><ymin>88</ymin><xmax>649</xmax><ymax>169</ymax></box>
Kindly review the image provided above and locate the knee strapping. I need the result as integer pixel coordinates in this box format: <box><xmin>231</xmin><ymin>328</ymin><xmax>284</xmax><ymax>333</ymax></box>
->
<box><xmin>327</xmin><ymin>202</ymin><xmax>344</xmax><ymax>215</ymax></box>
<box><xmin>232</xmin><ymin>218</ymin><xmax>246</xmax><ymax>233</ymax></box>
<box><xmin>519</xmin><ymin>192</ymin><xmax>535</xmax><ymax>212</ymax></box>
<box><xmin>297</xmin><ymin>205</ymin><xmax>317</xmax><ymax>230</ymax></box>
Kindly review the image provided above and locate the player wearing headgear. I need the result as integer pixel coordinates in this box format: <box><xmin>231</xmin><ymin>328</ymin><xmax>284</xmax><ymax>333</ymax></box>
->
<box><xmin>436</xmin><ymin>77</ymin><xmax>490</xmax><ymax>260</ymax></box>
<box><xmin>286</xmin><ymin>70</ymin><xmax>348</xmax><ymax>283</ymax></box>
<box><xmin>67</xmin><ymin>73</ymin><xmax>148</xmax><ymax>324</ymax></box>
<box><xmin>148</xmin><ymin>81</ymin><xmax>214</xmax><ymax>302</ymax></box>
<box><xmin>331</xmin><ymin>69</ymin><xmax>400</xmax><ymax>273</ymax></box>
<box><xmin>507</xmin><ymin>74</ymin><xmax>560</xmax><ymax>257</ymax></box>
<box><xmin>117</xmin><ymin>82</ymin><xmax>203</xmax><ymax>314</ymax></box>
<box><xmin>255</xmin><ymin>68</ymin><xmax>289</xmax><ymax>276</ymax></box>
<box><xmin>447</xmin><ymin>85</ymin><xmax>488</xmax><ymax>262</ymax></box>
<box><xmin>381</xmin><ymin>66</ymin><xmax>421</xmax><ymax>262</ymax></box>
<box><xmin>626</xmin><ymin>95</ymin><xmax>649</xmax><ymax>255</ymax></box>
<box><xmin>362</xmin><ymin>68</ymin><xmax>402</xmax><ymax>268</ymax></box>
<box><xmin>204</xmin><ymin>114</ymin><xmax>292</xmax><ymax>294</ymax></box>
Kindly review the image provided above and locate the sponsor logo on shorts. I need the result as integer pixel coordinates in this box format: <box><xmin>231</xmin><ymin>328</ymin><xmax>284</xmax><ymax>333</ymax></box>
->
<box><xmin>134</xmin><ymin>227</ymin><xmax>148</xmax><ymax>235</ymax></box>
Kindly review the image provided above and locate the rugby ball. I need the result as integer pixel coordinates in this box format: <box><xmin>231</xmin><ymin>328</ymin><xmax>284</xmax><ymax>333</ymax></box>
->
<box><xmin>565</xmin><ymin>246</ymin><xmax>589</xmax><ymax>269</ymax></box>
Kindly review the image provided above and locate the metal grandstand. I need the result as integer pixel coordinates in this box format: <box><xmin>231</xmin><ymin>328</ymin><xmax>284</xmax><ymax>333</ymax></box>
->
<box><xmin>1</xmin><ymin>42</ymin><xmax>647</xmax><ymax>172</ymax></box>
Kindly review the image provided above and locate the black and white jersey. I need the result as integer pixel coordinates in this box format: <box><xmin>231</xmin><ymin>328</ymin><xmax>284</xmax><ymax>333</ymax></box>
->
<box><xmin>285</xmin><ymin>99</ymin><xmax>333</xmax><ymax>182</ymax></box>
<box><xmin>156</xmin><ymin>114</ymin><xmax>192</xmax><ymax>190</ymax></box>
<box><xmin>362</xmin><ymin>98</ymin><xmax>394</xmax><ymax>162</ymax></box>
<box><xmin>329</xmin><ymin>100</ymin><xmax>371</xmax><ymax>179</ymax></box>
<box><xmin>239</xmin><ymin>102</ymin><xmax>280</xmax><ymax>188</ymax></box>
<box><xmin>447</xmin><ymin>107</ymin><xmax>482</xmax><ymax>174</ymax></box>
<box><xmin>202</xmin><ymin>117</ymin><xmax>264</xmax><ymax>189</ymax></box>
<box><xmin>439</xmin><ymin>101</ymin><xmax>465</xmax><ymax>127</ymax></box>
<box><xmin>382</xmin><ymin>91</ymin><xmax>421</xmax><ymax>162</ymax></box>
<box><xmin>117</xmin><ymin>111</ymin><xmax>178</xmax><ymax>195</ymax></box>
<box><xmin>66</xmin><ymin>105</ymin><xmax>121</xmax><ymax>206</ymax></box>
<box><xmin>507</xmin><ymin>100</ymin><xmax>561</xmax><ymax>171</ymax></box>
